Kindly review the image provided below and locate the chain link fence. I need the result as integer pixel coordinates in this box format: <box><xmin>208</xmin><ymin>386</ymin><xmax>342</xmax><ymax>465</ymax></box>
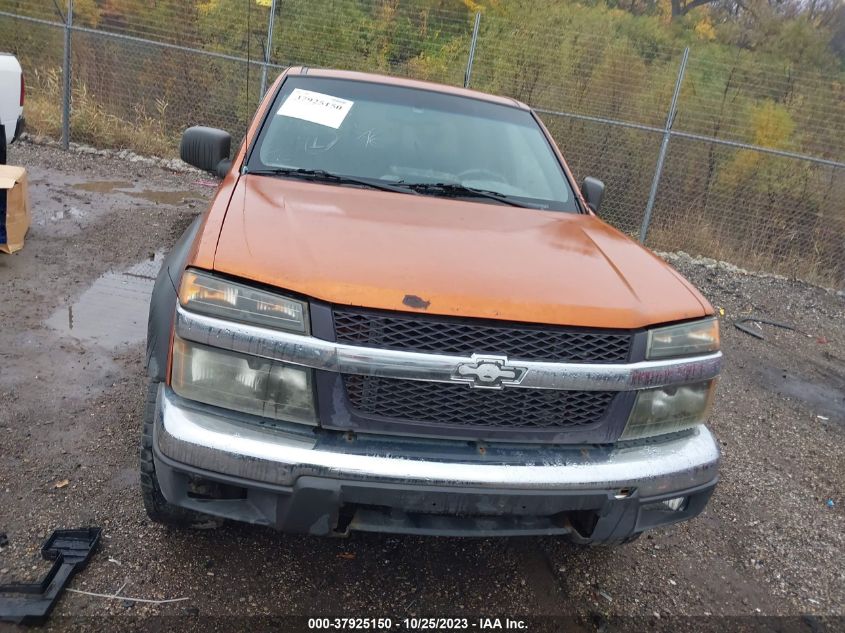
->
<box><xmin>1</xmin><ymin>0</ymin><xmax>843</xmax><ymax>287</ymax></box>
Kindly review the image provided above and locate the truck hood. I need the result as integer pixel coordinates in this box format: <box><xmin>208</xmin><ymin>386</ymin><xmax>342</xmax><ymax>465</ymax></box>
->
<box><xmin>211</xmin><ymin>176</ymin><xmax>710</xmax><ymax>329</ymax></box>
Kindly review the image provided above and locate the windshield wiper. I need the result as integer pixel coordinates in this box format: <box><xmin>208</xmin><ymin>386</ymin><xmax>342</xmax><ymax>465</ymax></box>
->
<box><xmin>245</xmin><ymin>168</ymin><xmax>417</xmax><ymax>195</ymax></box>
<box><xmin>395</xmin><ymin>182</ymin><xmax>541</xmax><ymax>208</ymax></box>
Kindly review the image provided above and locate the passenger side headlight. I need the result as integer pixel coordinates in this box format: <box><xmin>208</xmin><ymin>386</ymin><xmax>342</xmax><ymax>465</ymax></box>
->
<box><xmin>179</xmin><ymin>269</ymin><xmax>308</xmax><ymax>333</ymax></box>
<box><xmin>171</xmin><ymin>337</ymin><xmax>316</xmax><ymax>425</ymax></box>
<box><xmin>646</xmin><ymin>318</ymin><xmax>719</xmax><ymax>360</ymax></box>
<box><xmin>620</xmin><ymin>379</ymin><xmax>717</xmax><ymax>440</ymax></box>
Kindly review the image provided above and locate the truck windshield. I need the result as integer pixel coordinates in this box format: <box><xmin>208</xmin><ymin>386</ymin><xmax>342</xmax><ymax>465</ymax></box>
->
<box><xmin>247</xmin><ymin>76</ymin><xmax>579</xmax><ymax>212</ymax></box>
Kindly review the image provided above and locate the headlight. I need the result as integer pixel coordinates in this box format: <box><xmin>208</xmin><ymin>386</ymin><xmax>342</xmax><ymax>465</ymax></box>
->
<box><xmin>171</xmin><ymin>337</ymin><xmax>316</xmax><ymax>425</ymax></box>
<box><xmin>620</xmin><ymin>379</ymin><xmax>716</xmax><ymax>440</ymax></box>
<box><xmin>179</xmin><ymin>269</ymin><xmax>308</xmax><ymax>333</ymax></box>
<box><xmin>646</xmin><ymin>318</ymin><xmax>719</xmax><ymax>360</ymax></box>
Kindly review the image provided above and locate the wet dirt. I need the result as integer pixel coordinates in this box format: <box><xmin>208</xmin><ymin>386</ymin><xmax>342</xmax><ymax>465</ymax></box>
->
<box><xmin>73</xmin><ymin>179</ymin><xmax>203</xmax><ymax>206</ymax></box>
<box><xmin>0</xmin><ymin>142</ymin><xmax>843</xmax><ymax>630</ymax></box>
<box><xmin>757</xmin><ymin>364</ymin><xmax>845</xmax><ymax>423</ymax></box>
<box><xmin>72</xmin><ymin>180</ymin><xmax>135</xmax><ymax>193</ymax></box>
<box><xmin>44</xmin><ymin>253</ymin><xmax>164</xmax><ymax>347</ymax></box>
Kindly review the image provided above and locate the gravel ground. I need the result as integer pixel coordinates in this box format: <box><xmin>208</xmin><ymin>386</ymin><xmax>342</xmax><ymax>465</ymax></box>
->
<box><xmin>0</xmin><ymin>141</ymin><xmax>842</xmax><ymax>632</ymax></box>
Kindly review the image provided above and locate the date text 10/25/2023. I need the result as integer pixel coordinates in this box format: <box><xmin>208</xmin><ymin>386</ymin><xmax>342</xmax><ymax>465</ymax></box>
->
<box><xmin>307</xmin><ymin>618</ymin><xmax>528</xmax><ymax>630</ymax></box>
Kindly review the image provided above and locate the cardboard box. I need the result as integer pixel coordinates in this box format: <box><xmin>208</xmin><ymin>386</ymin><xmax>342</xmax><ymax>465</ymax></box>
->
<box><xmin>0</xmin><ymin>165</ymin><xmax>31</xmax><ymax>253</ymax></box>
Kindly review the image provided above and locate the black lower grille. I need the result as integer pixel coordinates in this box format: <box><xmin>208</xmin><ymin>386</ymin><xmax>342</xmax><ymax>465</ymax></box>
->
<box><xmin>333</xmin><ymin>309</ymin><xmax>632</xmax><ymax>363</ymax></box>
<box><xmin>343</xmin><ymin>375</ymin><xmax>615</xmax><ymax>430</ymax></box>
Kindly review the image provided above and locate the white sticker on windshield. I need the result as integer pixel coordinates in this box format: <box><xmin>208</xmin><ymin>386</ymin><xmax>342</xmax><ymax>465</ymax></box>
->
<box><xmin>276</xmin><ymin>88</ymin><xmax>354</xmax><ymax>129</ymax></box>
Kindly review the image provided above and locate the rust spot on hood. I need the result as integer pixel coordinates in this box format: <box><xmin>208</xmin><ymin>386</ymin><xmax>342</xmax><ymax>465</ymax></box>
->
<box><xmin>403</xmin><ymin>294</ymin><xmax>431</xmax><ymax>310</ymax></box>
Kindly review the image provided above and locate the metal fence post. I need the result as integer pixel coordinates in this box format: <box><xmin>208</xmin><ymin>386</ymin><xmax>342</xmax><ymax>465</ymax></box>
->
<box><xmin>259</xmin><ymin>0</ymin><xmax>278</xmax><ymax>99</ymax></box>
<box><xmin>638</xmin><ymin>47</ymin><xmax>689</xmax><ymax>243</ymax></box>
<box><xmin>61</xmin><ymin>0</ymin><xmax>74</xmax><ymax>150</ymax></box>
<box><xmin>463</xmin><ymin>12</ymin><xmax>481</xmax><ymax>88</ymax></box>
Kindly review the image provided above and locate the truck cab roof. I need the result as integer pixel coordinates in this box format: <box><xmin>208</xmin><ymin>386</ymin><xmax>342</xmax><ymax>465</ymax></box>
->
<box><xmin>286</xmin><ymin>66</ymin><xmax>531</xmax><ymax>110</ymax></box>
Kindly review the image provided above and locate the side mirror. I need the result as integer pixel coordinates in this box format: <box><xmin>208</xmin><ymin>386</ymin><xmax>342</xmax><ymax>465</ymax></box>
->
<box><xmin>180</xmin><ymin>126</ymin><xmax>232</xmax><ymax>178</ymax></box>
<box><xmin>580</xmin><ymin>176</ymin><xmax>605</xmax><ymax>213</ymax></box>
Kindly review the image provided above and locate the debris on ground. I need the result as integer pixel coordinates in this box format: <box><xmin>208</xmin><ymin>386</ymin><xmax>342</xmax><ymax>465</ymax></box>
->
<box><xmin>66</xmin><ymin>585</ymin><xmax>189</xmax><ymax>605</ymax></box>
<box><xmin>734</xmin><ymin>316</ymin><xmax>809</xmax><ymax>340</ymax></box>
<box><xmin>0</xmin><ymin>528</ymin><xmax>101</xmax><ymax>625</ymax></box>
<box><xmin>0</xmin><ymin>165</ymin><xmax>32</xmax><ymax>254</ymax></box>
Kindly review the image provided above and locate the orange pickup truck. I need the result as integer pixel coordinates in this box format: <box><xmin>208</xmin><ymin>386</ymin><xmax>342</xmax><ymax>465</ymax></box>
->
<box><xmin>143</xmin><ymin>68</ymin><xmax>721</xmax><ymax>544</ymax></box>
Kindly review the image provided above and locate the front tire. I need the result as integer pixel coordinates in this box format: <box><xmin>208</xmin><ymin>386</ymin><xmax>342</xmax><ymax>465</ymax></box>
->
<box><xmin>139</xmin><ymin>379</ymin><xmax>217</xmax><ymax>527</ymax></box>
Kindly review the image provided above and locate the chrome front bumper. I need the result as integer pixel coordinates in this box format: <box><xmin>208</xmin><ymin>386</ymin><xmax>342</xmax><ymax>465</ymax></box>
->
<box><xmin>155</xmin><ymin>387</ymin><xmax>720</xmax><ymax>498</ymax></box>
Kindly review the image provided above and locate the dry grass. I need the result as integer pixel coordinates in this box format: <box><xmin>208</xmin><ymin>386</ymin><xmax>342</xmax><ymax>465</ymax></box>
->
<box><xmin>647</xmin><ymin>216</ymin><xmax>842</xmax><ymax>288</ymax></box>
<box><xmin>25</xmin><ymin>68</ymin><xmax>178</xmax><ymax>158</ymax></box>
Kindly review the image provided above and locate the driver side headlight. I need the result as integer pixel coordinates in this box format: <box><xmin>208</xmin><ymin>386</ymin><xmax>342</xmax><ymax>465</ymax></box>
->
<box><xmin>179</xmin><ymin>269</ymin><xmax>309</xmax><ymax>333</ymax></box>
<box><xmin>171</xmin><ymin>337</ymin><xmax>317</xmax><ymax>425</ymax></box>
<box><xmin>173</xmin><ymin>270</ymin><xmax>315</xmax><ymax>424</ymax></box>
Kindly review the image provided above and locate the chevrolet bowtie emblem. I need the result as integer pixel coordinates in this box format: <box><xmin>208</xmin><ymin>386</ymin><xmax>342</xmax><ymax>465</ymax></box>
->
<box><xmin>451</xmin><ymin>355</ymin><xmax>528</xmax><ymax>389</ymax></box>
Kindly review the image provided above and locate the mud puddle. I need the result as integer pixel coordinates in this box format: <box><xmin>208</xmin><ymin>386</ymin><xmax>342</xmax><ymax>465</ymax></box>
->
<box><xmin>72</xmin><ymin>180</ymin><xmax>201</xmax><ymax>206</ymax></box>
<box><xmin>759</xmin><ymin>364</ymin><xmax>845</xmax><ymax>422</ymax></box>
<box><xmin>44</xmin><ymin>253</ymin><xmax>163</xmax><ymax>347</ymax></box>
<box><xmin>73</xmin><ymin>180</ymin><xmax>134</xmax><ymax>193</ymax></box>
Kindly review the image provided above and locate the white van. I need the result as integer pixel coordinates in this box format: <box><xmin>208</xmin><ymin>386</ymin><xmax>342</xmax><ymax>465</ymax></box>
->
<box><xmin>0</xmin><ymin>53</ymin><xmax>25</xmax><ymax>164</ymax></box>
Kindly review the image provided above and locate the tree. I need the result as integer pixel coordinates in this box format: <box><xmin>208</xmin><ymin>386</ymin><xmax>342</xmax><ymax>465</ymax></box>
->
<box><xmin>670</xmin><ymin>0</ymin><xmax>719</xmax><ymax>20</ymax></box>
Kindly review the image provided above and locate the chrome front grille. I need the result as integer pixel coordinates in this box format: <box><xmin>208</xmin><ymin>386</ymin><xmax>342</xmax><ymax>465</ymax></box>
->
<box><xmin>333</xmin><ymin>308</ymin><xmax>633</xmax><ymax>363</ymax></box>
<box><xmin>343</xmin><ymin>374</ymin><xmax>616</xmax><ymax>431</ymax></box>
<box><xmin>333</xmin><ymin>308</ymin><xmax>629</xmax><ymax>437</ymax></box>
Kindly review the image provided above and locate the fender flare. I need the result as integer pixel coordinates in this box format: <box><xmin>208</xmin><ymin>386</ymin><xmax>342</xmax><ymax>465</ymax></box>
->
<box><xmin>145</xmin><ymin>214</ymin><xmax>203</xmax><ymax>381</ymax></box>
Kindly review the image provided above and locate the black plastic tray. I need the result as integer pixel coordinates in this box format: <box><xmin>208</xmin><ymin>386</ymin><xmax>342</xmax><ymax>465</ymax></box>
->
<box><xmin>0</xmin><ymin>527</ymin><xmax>102</xmax><ymax>624</ymax></box>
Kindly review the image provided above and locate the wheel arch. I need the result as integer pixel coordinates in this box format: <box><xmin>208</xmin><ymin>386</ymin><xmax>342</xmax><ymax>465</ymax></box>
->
<box><xmin>146</xmin><ymin>214</ymin><xmax>204</xmax><ymax>381</ymax></box>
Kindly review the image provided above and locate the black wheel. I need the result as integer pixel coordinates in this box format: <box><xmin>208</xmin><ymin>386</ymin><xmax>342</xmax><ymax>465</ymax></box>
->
<box><xmin>139</xmin><ymin>379</ymin><xmax>218</xmax><ymax>528</ymax></box>
<box><xmin>0</xmin><ymin>126</ymin><xmax>7</xmax><ymax>165</ymax></box>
